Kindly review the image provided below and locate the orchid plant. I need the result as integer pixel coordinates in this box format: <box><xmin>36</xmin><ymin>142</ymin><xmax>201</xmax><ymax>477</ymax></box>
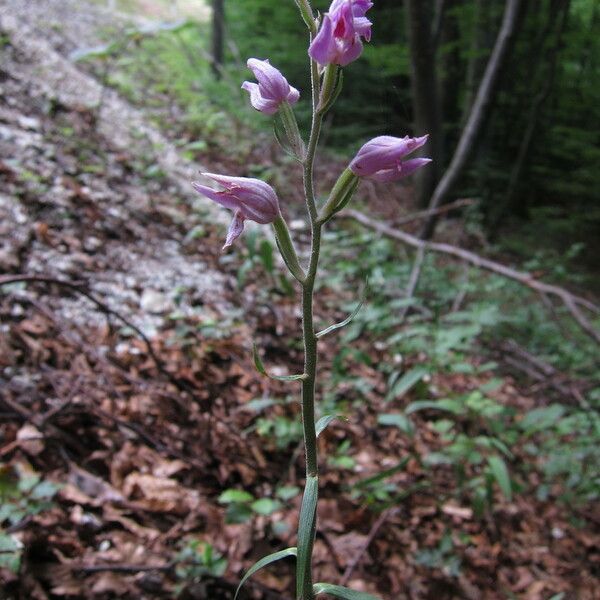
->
<box><xmin>193</xmin><ymin>1</ymin><xmax>430</xmax><ymax>598</ymax></box>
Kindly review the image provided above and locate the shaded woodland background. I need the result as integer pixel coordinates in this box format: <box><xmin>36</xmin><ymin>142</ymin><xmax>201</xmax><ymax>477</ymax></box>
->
<box><xmin>0</xmin><ymin>0</ymin><xmax>598</xmax><ymax>599</ymax></box>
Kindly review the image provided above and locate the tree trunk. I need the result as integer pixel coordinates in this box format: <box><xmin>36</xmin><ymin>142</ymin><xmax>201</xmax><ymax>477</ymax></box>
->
<box><xmin>211</xmin><ymin>0</ymin><xmax>225</xmax><ymax>79</ymax></box>
<box><xmin>420</xmin><ymin>0</ymin><xmax>524</xmax><ymax>239</ymax></box>
<box><xmin>490</xmin><ymin>0</ymin><xmax>571</xmax><ymax>233</ymax></box>
<box><xmin>404</xmin><ymin>0</ymin><xmax>444</xmax><ymax>208</ymax></box>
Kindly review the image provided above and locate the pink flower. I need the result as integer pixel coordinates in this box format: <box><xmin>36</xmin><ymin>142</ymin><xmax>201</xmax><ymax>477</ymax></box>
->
<box><xmin>192</xmin><ymin>174</ymin><xmax>280</xmax><ymax>249</ymax></box>
<box><xmin>308</xmin><ymin>0</ymin><xmax>373</xmax><ymax>67</ymax></box>
<box><xmin>349</xmin><ymin>135</ymin><xmax>431</xmax><ymax>182</ymax></box>
<box><xmin>241</xmin><ymin>58</ymin><xmax>300</xmax><ymax>115</ymax></box>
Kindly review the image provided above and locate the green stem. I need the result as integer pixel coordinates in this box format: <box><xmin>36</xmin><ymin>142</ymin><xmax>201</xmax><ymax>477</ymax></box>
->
<box><xmin>297</xmin><ymin>48</ymin><xmax>325</xmax><ymax>600</ymax></box>
<box><xmin>295</xmin><ymin>0</ymin><xmax>318</xmax><ymax>35</ymax></box>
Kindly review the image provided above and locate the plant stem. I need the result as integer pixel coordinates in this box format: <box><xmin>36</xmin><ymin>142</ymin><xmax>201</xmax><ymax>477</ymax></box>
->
<box><xmin>297</xmin><ymin>46</ymin><xmax>325</xmax><ymax>600</ymax></box>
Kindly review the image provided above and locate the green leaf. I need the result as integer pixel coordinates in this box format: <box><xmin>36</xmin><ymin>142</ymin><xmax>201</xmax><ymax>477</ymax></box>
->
<box><xmin>252</xmin><ymin>344</ymin><xmax>305</xmax><ymax>381</ymax></box>
<box><xmin>315</xmin><ymin>415</ymin><xmax>346</xmax><ymax>438</ymax></box>
<box><xmin>405</xmin><ymin>399</ymin><xmax>462</xmax><ymax>415</ymax></box>
<box><xmin>487</xmin><ymin>455</ymin><xmax>512</xmax><ymax>501</ymax></box>
<box><xmin>234</xmin><ymin>547</ymin><xmax>297</xmax><ymax>600</ymax></box>
<box><xmin>351</xmin><ymin>458</ymin><xmax>409</xmax><ymax>490</ymax></box>
<box><xmin>377</xmin><ymin>413</ymin><xmax>414</xmax><ymax>435</ymax></box>
<box><xmin>296</xmin><ymin>475</ymin><xmax>318</xmax><ymax>600</ymax></box>
<box><xmin>276</xmin><ymin>486</ymin><xmax>300</xmax><ymax>501</ymax></box>
<box><xmin>250</xmin><ymin>498</ymin><xmax>282</xmax><ymax>516</ymax></box>
<box><xmin>313</xmin><ymin>583</ymin><xmax>381</xmax><ymax>599</ymax></box>
<box><xmin>386</xmin><ymin>367</ymin><xmax>428</xmax><ymax>401</ymax></box>
<box><xmin>218</xmin><ymin>489</ymin><xmax>254</xmax><ymax>504</ymax></box>
<box><xmin>317</xmin><ymin>282</ymin><xmax>369</xmax><ymax>338</ymax></box>
<box><xmin>520</xmin><ymin>404</ymin><xmax>565</xmax><ymax>433</ymax></box>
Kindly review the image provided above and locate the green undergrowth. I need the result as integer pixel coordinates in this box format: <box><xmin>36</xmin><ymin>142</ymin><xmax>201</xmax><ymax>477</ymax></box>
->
<box><xmin>74</xmin><ymin>15</ymin><xmax>266</xmax><ymax>162</ymax></box>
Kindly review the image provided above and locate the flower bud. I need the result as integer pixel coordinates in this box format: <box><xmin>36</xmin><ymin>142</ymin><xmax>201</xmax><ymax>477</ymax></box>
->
<box><xmin>349</xmin><ymin>135</ymin><xmax>431</xmax><ymax>182</ymax></box>
<box><xmin>308</xmin><ymin>0</ymin><xmax>373</xmax><ymax>67</ymax></box>
<box><xmin>242</xmin><ymin>58</ymin><xmax>300</xmax><ymax>115</ymax></box>
<box><xmin>192</xmin><ymin>173</ymin><xmax>280</xmax><ymax>249</ymax></box>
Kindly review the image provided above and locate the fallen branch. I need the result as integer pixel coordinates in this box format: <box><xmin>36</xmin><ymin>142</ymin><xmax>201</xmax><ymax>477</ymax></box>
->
<box><xmin>340</xmin><ymin>210</ymin><xmax>600</xmax><ymax>344</ymax></box>
<box><xmin>395</xmin><ymin>198</ymin><xmax>475</xmax><ymax>227</ymax></box>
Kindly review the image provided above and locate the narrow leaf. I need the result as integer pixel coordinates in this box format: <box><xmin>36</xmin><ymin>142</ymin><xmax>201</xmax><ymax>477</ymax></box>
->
<box><xmin>351</xmin><ymin>458</ymin><xmax>409</xmax><ymax>490</ymax></box>
<box><xmin>317</xmin><ymin>280</ymin><xmax>369</xmax><ymax>339</ymax></box>
<box><xmin>315</xmin><ymin>415</ymin><xmax>346</xmax><ymax>438</ymax></box>
<box><xmin>386</xmin><ymin>367</ymin><xmax>427</xmax><ymax>401</ymax></box>
<box><xmin>252</xmin><ymin>344</ymin><xmax>305</xmax><ymax>381</ymax></box>
<box><xmin>313</xmin><ymin>583</ymin><xmax>381</xmax><ymax>599</ymax></box>
<box><xmin>487</xmin><ymin>455</ymin><xmax>512</xmax><ymax>501</ymax></box>
<box><xmin>405</xmin><ymin>399</ymin><xmax>462</xmax><ymax>415</ymax></box>
<box><xmin>234</xmin><ymin>547</ymin><xmax>297</xmax><ymax>600</ymax></box>
<box><xmin>377</xmin><ymin>413</ymin><xmax>414</xmax><ymax>435</ymax></box>
<box><xmin>296</xmin><ymin>476</ymin><xmax>318</xmax><ymax>600</ymax></box>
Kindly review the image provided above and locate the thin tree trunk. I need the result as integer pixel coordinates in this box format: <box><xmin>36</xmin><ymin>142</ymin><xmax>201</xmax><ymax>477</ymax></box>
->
<box><xmin>405</xmin><ymin>0</ymin><xmax>444</xmax><ymax>208</ymax></box>
<box><xmin>420</xmin><ymin>0</ymin><xmax>523</xmax><ymax>239</ymax></box>
<box><xmin>491</xmin><ymin>0</ymin><xmax>571</xmax><ymax>232</ymax></box>
<box><xmin>211</xmin><ymin>0</ymin><xmax>225</xmax><ymax>79</ymax></box>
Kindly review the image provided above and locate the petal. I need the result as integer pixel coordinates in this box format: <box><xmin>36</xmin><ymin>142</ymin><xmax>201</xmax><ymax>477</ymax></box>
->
<box><xmin>223</xmin><ymin>211</ymin><xmax>245</xmax><ymax>249</ymax></box>
<box><xmin>241</xmin><ymin>81</ymin><xmax>279</xmax><ymax>115</ymax></box>
<box><xmin>353</xmin><ymin>16</ymin><xmax>372</xmax><ymax>40</ymax></box>
<box><xmin>287</xmin><ymin>85</ymin><xmax>300</xmax><ymax>105</ymax></box>
<box><xmin>368</xmin><ymin>167</ymin><xmax>403</xmax><ymax>183</ymax></box>
<box><xmin>337</xmin><ymin>35</ymin><xmax>364</xmax><ymax>66</ymax></box>
<box><xmin>399</xmin><ymin>157</ymin><xmax>433</xmax><ymax>178</ymax></box>
<box><xmin>201</xmin><ymin>173</ymin><xmax>280</xmax><ymax>224</ymax></box>
<box><xmin>368</xmin><ymin>158</ymin><xmax>432</xmax><ymax>183</ymax></box>
<box><xmin>191</xmin><ymin>182</ymin><xmax>240</xmax><ymax>211</ymax></box>
<box><xmin>247</xmin><ymin>58</ymin><xmax>290</xmax><ymax>103</ymax></box>
<box><xmin>308</xmin><ymin>14</ymin><xmax>337</xmax><ymax>65</ymax></box>
<box><xmin>350</xmin><ymin>135</ymin><xmax>428</xmax><ymax>176</ymax></box>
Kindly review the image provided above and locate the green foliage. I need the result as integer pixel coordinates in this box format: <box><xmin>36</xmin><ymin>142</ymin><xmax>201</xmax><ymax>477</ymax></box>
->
<box><xmin>175</xmin><ymin>539</ymin><xmax>227</xmax><ymax>594</ymax></box>
<box><xmin>218</xmin><ymin>488</ymin><xmax>283</xmax><ymax>524</ymax></box>
<box><xmin>0</xmin><ymin>465</ymin><xmax>60</xmax><ymax>573</ymax></box>
<box><xmin>414</xmin><ymin>532</ymin><xmax>461</xmax><ymax>578</ymax></box>
<box><xmin>0</xmin><ymin>466</ymin><xmax>59</xmax><ymax>527</ymax></box>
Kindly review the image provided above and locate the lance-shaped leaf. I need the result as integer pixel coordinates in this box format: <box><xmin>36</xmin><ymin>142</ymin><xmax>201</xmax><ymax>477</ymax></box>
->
<box><xmin>313</xmin><ymin>583</ymin><xmax>382</xmax><ymax>599</ymax></box>
<box><xmin>253</xmin><ymin>344</ymin><xmax>306</xmax><ymax>381</ymax></box>
<box><xmin>487</xmin><ymin>455</ymin><xmax>512</xmax><ymax>501</ymax></box>
<box><xmin>296</xmin><ymin>475</ymin><xmax>318</xmax><ymax>599</ymax></box>
<box><xmin>234</xmin><ymin>547</ymin><xmax>297</xmax><ymax>600</ymax></box>
<box><xmin>315</xmin><ymin>415</ymin><xmax>347</xmax><ymax>438</ymax></box>
<box><xmin>317</xmin><ymin>280</ymin><xmax>368</xmax><ymax>339</ymax></box>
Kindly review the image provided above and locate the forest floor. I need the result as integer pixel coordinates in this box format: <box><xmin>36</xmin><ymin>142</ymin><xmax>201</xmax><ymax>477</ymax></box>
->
<box><xmin>0</xmin><ymin>1</ymin><xmax>598</xmax><ymax>599</ymax></box>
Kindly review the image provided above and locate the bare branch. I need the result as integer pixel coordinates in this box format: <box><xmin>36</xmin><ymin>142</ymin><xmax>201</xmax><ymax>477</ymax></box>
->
<box><xmin>395</xmin><ymin>198</ymin><xmax>475</xmax><ymax>227</ymax></box>
<box><xmin>341</xmin><ymin>210</ymin><xmax>600</xmax><ymax>344</ymax></box>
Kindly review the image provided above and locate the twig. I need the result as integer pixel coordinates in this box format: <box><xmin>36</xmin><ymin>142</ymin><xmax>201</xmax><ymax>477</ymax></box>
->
<box><xmin>339</xmin><ymin>508</ymin><xmax>397</xmax><ymax>586</ymax></box>
<box><xmin>396</xmin><ymin>198</ymin><xmax>475</xmax><ymax>227</ymax></box>
<box><xmin>498</xmin><ymin>339</ymin><xmax>591</xmax><ymax>409</ymax></box>
<box><xmin>0</xmin><ymin>274</ymin><xmax>194</xmax><ymax>392</ymax></box>
<box><xmin>340</xmin><ymin>210</ymin><xmax>600</xmax><ymax>344</ymax></box>
<box><xmin>73</xmin><ymin>562</ymin><xmax>174</xmax><ymax>574</ymax></box>
<box><xmin>399</xmin><ymin>246</ymin><xmax>426</xmax><ymax>323</ymax></box>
